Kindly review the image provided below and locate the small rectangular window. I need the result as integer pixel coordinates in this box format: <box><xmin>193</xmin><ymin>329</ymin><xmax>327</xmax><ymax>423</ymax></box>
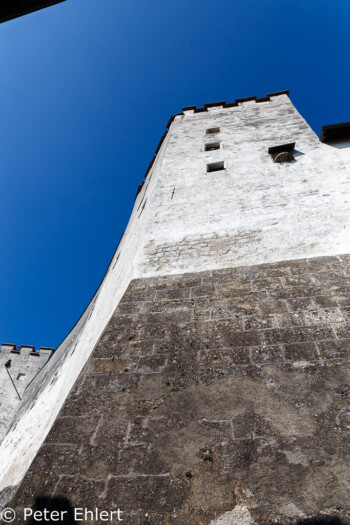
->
<box><xmin>207</xmin><ymin>161</ymin><xmax>224</xmax><ymax>172</ymax></box>
<box><xmin>205</xmin><ymin>142</ymin><xmax>220</xmax><ymax>151</ymax></box>
<box><xmin>206</xmin><ymin>127</ymin><xmax>220</xmax><ymax>134</ymax></box>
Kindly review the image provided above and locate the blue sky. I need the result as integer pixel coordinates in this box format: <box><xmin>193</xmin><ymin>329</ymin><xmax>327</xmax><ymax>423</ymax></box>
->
<box><xmin>0</xmin><ymin>0</ymin><xmax>349</xmax><ymax>349</ymax></box>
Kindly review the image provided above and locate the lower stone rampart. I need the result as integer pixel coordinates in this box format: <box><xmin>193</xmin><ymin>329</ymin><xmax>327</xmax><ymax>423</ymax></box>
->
<box><xmin>7</xmin><ymin>255</ymin><xmax>350</xmax><ymax>524</ymax></box>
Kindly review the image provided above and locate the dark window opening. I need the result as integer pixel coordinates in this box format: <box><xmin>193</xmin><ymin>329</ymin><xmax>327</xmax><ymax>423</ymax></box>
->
<box><xmin>268</xmin><ymin>142</ymin><xmax>295</xmax><ymax>163</ymax></box>
<box><xmin>207</xmin><ymin>161</ymin><xmax>225</xmax><ymax>172</ymax></box>
<box><xmin>321</xmin><ymin>122</ymin><xmax>350</xmax><ymax>149</ymax></box>
<box><xmin>206</xmin><ymin>127</ymin><xmax>220</xmax><ymax>134</ymax></box>
<box><xmin>205</xmin><ymin>142</ymin><xmax>220</xmax><ymax>151</ymax></box>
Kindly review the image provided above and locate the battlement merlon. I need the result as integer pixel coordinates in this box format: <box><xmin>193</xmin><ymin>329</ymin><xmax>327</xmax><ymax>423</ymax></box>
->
<box><xmin>1</xmin><ymin>344</ymin><xmax>55</xmax><ymax>358</ymax></box>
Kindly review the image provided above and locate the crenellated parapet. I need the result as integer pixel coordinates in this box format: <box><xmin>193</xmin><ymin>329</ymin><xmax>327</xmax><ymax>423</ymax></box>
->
<box><xmin>1</xmin><ymin>343</ymin><xmax>54</xmax><ymax>358</ymax></box>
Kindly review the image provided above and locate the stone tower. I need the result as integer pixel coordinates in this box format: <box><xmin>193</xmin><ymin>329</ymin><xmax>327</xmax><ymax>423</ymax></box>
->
<box><xmin>0</xmin><ymin>91</ymin><xmax>350</xmax><ymax>524</ymax></box>
<box><xmin>0</xmin><ymin>344</ymin><xmax>53</xmax><ymax>441</ymax></box>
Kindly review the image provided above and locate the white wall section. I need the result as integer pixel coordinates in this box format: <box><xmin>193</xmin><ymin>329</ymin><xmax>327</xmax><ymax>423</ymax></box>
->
<box><xmin>0</xmin><ymin>345</ymin><xmax>52</xmax><ymax>441</ymax></box>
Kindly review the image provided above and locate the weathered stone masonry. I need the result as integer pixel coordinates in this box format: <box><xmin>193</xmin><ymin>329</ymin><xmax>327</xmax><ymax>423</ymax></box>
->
<box><xmin>10</xmin><ymin>255</ymin><xmax>350</xmax><ymax>523</ymax></box>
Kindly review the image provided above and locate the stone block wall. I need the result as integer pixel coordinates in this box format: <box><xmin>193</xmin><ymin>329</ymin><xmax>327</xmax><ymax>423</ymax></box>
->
<box><xmin>8</xmin><ymin>255</ymin><xmax>350</xmax><ymax>524</ymax></box>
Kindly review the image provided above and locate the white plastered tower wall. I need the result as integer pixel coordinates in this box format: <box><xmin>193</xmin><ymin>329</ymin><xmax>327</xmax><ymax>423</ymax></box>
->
<box><xmin>0</xmin><ymin>345</ymin><xmax>53</xmax><ymax>441</ymax></box>
<box><xmin>137</xmin><ymin>95</ymin><xmax>350</xmax><ymax>275</ymax></box>
<box><xmin>0</xmin><ymin>92</ymin><xmax>350</xmax><ymax>503</ymax></box>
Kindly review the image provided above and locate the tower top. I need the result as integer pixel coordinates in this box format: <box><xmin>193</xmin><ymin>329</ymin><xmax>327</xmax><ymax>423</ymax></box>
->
<box><xmin>145</xmin><ymin>90</ymin><xmax>290</xmax><ymax>179</ymax></box>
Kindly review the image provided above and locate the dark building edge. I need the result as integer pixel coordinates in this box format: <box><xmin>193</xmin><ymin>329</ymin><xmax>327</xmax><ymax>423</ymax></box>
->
<box><xmin>0</xmin><ymin>0</ymin><xmax>65</xmax><ymax>23</ymax></box>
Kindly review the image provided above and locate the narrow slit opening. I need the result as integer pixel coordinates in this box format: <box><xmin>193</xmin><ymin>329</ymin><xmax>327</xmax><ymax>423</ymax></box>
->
<box><xmin>207</xmin><ymin>161</ymin><xmax>225</xmax><ymax>172</ymax></box>
<box><xmin>205</xmin><ymin>142</ymin><xmax>220</xmax><ymax>151</ymax></box>
<box><xmin>206</xmin><ymin>127</ymin><xmax>220</xmax><ymax>134</ymax></box>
